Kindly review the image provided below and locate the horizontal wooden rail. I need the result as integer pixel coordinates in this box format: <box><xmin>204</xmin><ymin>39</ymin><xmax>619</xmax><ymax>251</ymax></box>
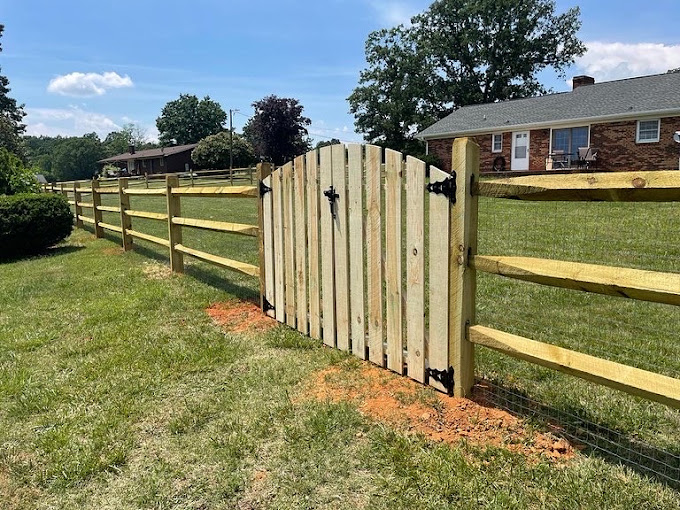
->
<box><xmin>125</xmin><ymin>210</ymin><xmax>168</xmax><ymax>221</ymax></box>
<box><xmin>78</xmin><ymin>187</ymin><xmax>93</xmax><ymax>194</ymax></box>
<box><xmin>97</xmin><ymin>205</ymin><xmax>121</xmax><ymax>213</ymax></box>
<box><xmin>99</xmin><ymin>222</ymin><xmax>123</xmax><ymax>234</ymax></box>
<box><xmin>476</xmin><ymin>171</ymin><xmax>680</xmax><ymax>202</ymax></box>
<box><xmin>469</xmin><ymin>325</ymin><xmax>680</xmax><ymax>409</ymax></box>
<box><xmin>172</xmin><ymin>217</ymin><xmax>258</xmax><ymax>237</ymax></box>
<box><xmin>123</xmin><ymin>188</ymin><xmax>167</xmax><ymax>196</ymax></box>
<box><xmin>78</xmin><ymin>215</ymin><xmax>95</xmax><ymax>225</ymax></box>
<box><xmin>67</xmin><ymin>200</ymin><xmax>76</xmax><ymax>205</ymax></box>
<box><xmin>127</xmin><ymin>229</ymin><xmax>170</xmax><ymax>248</ymax></box>
<box><xmin>97</xmin><ymin>188</ymin><xmax>120</xmax><ymax>195</ymax></box>
<box><xmin>170</xmin><ymin>185</ymin><xmax>258</xmax><ymax>198</ymax></box>
<box><xmin>174</xmin><ymin>244</ymin><xmax>259</xmax><ymax>277</ymax></box>
<box><xmin>472</xmin><ymin>256</ymin><xmax>680</xmax><ymax>307</ymax></box>
<box><xmin>77</xmin><ymin>202</ymin><xmax>94</xmax><ymax>209</ymax></box>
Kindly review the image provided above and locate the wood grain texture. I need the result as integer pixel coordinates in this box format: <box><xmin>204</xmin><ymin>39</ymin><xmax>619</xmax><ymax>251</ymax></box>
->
<box><xmin>172</xmin><ymin>217</ymin><xmax>258</xmax><ymax>236</ymax></box>
<box><xmin>272</xmin><ymin>169</ymin><xmax>286</xmax><ymax>323</ymax></box>
<box><xmin>477</xmin><ymin>170</ymin><xmax>680</xmax><ymax>202</ymax></box>
<box><xmin>385</xmin><ymin>148</ymin><xmax>403</xmax><ymax>373</ymax></box>
<box><xmin>294</xmin><ymin>155</ymin><xmax>309</xmax><ymax>335</ymax></box>
<box><xmin>428</xmin><ymin>166</ymin><xmax>451</xmax><ymax>392</ymax></box>
<box><xmin>348</xmin><ymin>144</ymin><xmax>366</xmax><ymax>359</ymax></box>
<box><xmin>282</xmin><ymin>162</ymin><xmax>296</xmax><ymax>328</ymax></box>
<box><xmin>262</xmin><ymin>175</ymin><xmax>276</xmax><ymax>318</ymax></box>
<box><xmin>470</xmin><ymin>325</ymin><xmax>680</xmax><ymax>409</ymax></box>
<box><xmin>472</xmin><ymin>255</ymin><xmax>680</xmax><ymax>307</ymax></box>
<box><xmin>175</xmin><ymin>244</ymin><xmax>259</xmax><ymax>277</ymax></box>
<box><xmin>449</xmin><ymin>138</ymin><xmax>479</xmax><ymax>397</ymax></box>
<box><xmin>306</xmin><ymin>150</ymin><xmax>322</xmax><ymax>339</ymax></box>
<box><xmin>166</xmin><ymin>176</ymin><xmax>184</xmax><ymax>273</ymax></box>
<box><xmin>118</xmin><ymin>178</ymin><xmax>133</xmax><ymax>251</ymax></box>
<box><xmin>258</xmin><ymin>163</ymin><xmax>273</xmax><ymax>315</ymax></box>
<box><xmin>170</xmin><ymin>185</ymin><xmax>258</xmax><ymax>198</ymax></box>
<box><xmin>127</xmin><ymin>229</ymin><xmax>170</xmax><ymax>248</ymax></box>
<box><xmin>91</xmin><ymin>179</ymin><xmax>104</xmax><ymax>238</ymax></box>
<box><xmin>125</xmin><ymin>210</ymin><xmax>168</xmax><ymax>221</ymax></box>
<box><xmin>365</xmin><ymin>144</ymin><xmax>384</xmax><ymax>366</ymax></box>
<box><xmin>73</xmin><ymin>182</ymin><xmax>83</xmax><ymax>228</ymax></box>
<box><xmin>332</xmin><ymin>144</ymin><xmax>351</xmax><ymax>352</ymax></box>
<box><xmin>320</xmin><ymin>146</ymin><xmax>336</xmax><ymax>347</ymax></box>
<box><xmin>405</xmin><ymin>156</ymin><xmax>426</xmax><ymax>383</ymax></box>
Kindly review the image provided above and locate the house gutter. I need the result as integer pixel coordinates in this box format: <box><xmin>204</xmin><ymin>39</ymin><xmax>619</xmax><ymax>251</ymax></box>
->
<box><xmin>417</xmin><ymin>107</ymin><xmax>680</xmax><ymax>141</ymax></box>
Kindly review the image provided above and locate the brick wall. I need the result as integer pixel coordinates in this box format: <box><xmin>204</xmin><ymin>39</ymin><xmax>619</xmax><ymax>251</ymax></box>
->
<box><xmin>426</xmin><ymin>115</ymin><xmax>680</xmax><ymax>174</ymax></box>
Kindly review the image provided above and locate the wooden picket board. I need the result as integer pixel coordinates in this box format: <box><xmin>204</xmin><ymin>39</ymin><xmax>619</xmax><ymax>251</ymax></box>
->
<box><xmin>282</xmin><ymin>162</ymin><xmax>296</xmax><ymax>328</ymax></box>
<box><xmin>385</xmin><ymin>149</ymin><xmax>403</xmax><ymax>373</ymax></box>
<box><xmin>319</xmin><ymin>146</ymin><xmax>336</xmax><ymax>347</ymax></box>
<box><xmin>306</xmin><ymin>150</ymin><xmax>322</xmax><ymax>340</ymax></box>
<box><xmin>365</xmin><ymin>144</ymin><xmax>384</xmax><ymax>366</ymax></box>
<box><xmin>332</xmin><ymin>144</ymin><xmax>351</xmax><ymax>352</ymax></box>
<box><xmin>347</xmin><ymin>144</ymin><xmax>366</xmax><ymax>359</ymax></box>
<box><xmin>294</xmin><ymin>155</ymin><xmax>309</xmax><ymax>335</ymax></box>
<box><xmin>428</xmin><ymin>166</ymin><xmax>451</xmax><ymax>392</ymax></box>
<box><xmin>271</xmin><ymin>169</ymin><xmax>286</xmax><ymax>323</ymax></box>
<box><xmin>262</xmin><ymin>175</ymin><xmax>276</xmax><ymax>318</ymax></box>
<box><xmin>405</xmin><ymin>156</ymin><xmax>426</xmax><ymax>383</ymax></box>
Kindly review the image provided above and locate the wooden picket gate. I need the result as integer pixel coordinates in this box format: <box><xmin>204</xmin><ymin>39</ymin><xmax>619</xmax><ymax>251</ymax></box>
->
<box><xmin>259</xmin><ymin>142</ymin><xmax>478</xmax><ymax>395</ymax></box>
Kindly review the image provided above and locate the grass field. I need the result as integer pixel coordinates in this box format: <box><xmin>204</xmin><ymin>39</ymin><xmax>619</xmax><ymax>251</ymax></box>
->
<box><xmin>1</xmin><ymin>181</ymin><xmax>678</xmax><ymax>508</ymax></box>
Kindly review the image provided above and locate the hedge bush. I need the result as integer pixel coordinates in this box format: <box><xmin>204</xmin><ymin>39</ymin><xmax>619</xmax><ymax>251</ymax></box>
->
<box><xmin>0</xmin><ymin>194</ymin><xmax>73</xmax><ymax>258</ymax></box>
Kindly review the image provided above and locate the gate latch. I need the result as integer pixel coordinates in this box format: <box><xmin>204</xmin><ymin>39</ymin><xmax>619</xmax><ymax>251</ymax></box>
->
<box><xmin>426</xmin><ymin>366</ymin><xmax>455</xmax><ymax>396</ymax></box>
<box><xmin>323</xmin><ymin>186</ymin><xmax>339</xmax><ymax>219</ymax></box>
<box><xmin>426</xmin><ymin>173</ymin><xmax>457</xmax><ymax>203</ymax></box>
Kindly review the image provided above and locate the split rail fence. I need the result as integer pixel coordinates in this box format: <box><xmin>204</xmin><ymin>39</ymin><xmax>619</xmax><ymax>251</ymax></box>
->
<box><xmin>47</xmin><ymin>139</ymin><xmax>680</xmax><ymax>410</ymax></box>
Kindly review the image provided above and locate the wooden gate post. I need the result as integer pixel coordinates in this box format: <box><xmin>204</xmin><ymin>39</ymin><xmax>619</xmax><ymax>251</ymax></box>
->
<box><xmin>449</xmin><ymin>137</ymin><xmax>480</xmax><ymax>398</ymax></box>
<box><xmin>257</xmin><ymin>162</ymin><xmax>273</xmax><ymax>313</ymax></box>
<box><xmin>73</xmin><ymin>182</ymin><xmax>83</xmax><ymax>228</ymax></box>
<box><xmin>118</xmin><ymin>178</ymin><xmax>133</xmax><ymax>251</ymax></box>
<box><xmin>91</xmin><ymin>178</ymin><xmax>104</xmax><ymax>238</ymax></box>
<box><xmin>166</xmin><ymin>175</ymin><xmax>184</xmax><ymax>273</ymax></box>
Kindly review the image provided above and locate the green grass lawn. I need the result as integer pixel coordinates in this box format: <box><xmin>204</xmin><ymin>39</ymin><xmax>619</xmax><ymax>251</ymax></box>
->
<box><xmin>1</xmin><ymin>180</ymin><xmax>678</xmax><ymax>508</ymax></box>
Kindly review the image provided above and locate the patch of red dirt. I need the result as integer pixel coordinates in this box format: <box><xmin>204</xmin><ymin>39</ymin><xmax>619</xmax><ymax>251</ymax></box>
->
<box><xmin>206</xmin><ymin>300</ymin><xmax>277</xmax><ymax>335</ymax></box>
<box><xmin>302</xmin><ymin>363</ymin><xmax>575</xmax><ymax>462</ymax></box>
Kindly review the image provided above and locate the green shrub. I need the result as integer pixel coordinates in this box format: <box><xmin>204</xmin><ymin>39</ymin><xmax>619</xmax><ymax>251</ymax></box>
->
<box><xmin>0</xmin><ymin>148</ymin><xmax>40</xmax><ymax>195</ymax></box>
<box><xmin>0</xmin><ymin>194</ymin><xmax>73</xmax><ymax>258</ymax></box>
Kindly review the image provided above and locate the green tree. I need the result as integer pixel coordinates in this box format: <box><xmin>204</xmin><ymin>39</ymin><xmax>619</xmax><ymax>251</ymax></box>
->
<box><xmin>0</xmin><ymin>25</ymin><xmax>27</xmax><ymax>159</ymax></box>
<box><xmin>103</xmin><ymin>123</ymin><xmax>154</xmax><ymax>156</ymax></box>
<box><xmin>315</xmin><ymin>138</ymin><xmax>342</xmax><ymax>149</ymax></box>
<box><xmin>191</xmin><ymin>132</ymin><xmax>256</xmax><ymax>169</ymax></box>
<box><xmin>51</xmin><ymin>133</ymin><xmax>105</xmax><ymax>181</ymax></box>
<box><xmin>156</xmin><ymin>94</ymin><xmax>227</xmax><ymax>146</ymax></box>
<box><xmin>348</xmin><ymin>0</ymin><xmax>586</xmax><ymax>154</ymax></box>
<box><xmin>243</xmin><ymin>95</ymin><xmax>311</xmax><ymax>165</ymax></box>
<box><xmin>0</xmin><ymin>148</ymin><xmax>38</xmax><ymax>195</ymax></box>
<box><xmin>24</xmin><ymin>135</ymin><xmax>64</xmax><ymax>180</ymax></box>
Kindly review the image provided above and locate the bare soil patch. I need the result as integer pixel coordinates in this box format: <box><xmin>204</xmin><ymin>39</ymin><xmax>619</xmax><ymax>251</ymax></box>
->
<box><xmin>142</xmin><ymin>262</ymin><xmax>172</xmax><ymax>280</ymax></box>
<box><xmin>302</xmin><ymin>362</ymin><xmax>575</xmax><ymax>462</ymax></box>
<box><xmin>206</xmin><ymin>300</ymin><xmax>277</xmax><ymax>335</ymax></box>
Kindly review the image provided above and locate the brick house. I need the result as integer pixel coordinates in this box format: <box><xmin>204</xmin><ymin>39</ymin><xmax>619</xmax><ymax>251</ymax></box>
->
<box><xmin>98</xmin><ymin>143</ymin><xmax>197</xmax><ymax>176</ymax></box>
<box><xmin>418</xmin><ymin>72</ymin><xmax>680</xmax><ymax>175</ymax></box>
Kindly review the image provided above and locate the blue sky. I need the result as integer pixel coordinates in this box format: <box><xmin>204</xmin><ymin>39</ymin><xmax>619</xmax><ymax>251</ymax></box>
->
<box><xmin>2</xmin><ymin>0</ymin><xmax>680</xmax><ymax>144</ymax></box>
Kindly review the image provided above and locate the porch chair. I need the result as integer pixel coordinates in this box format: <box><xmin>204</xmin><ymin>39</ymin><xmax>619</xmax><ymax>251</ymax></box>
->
<box><xmin>577</xmin><ymin>147</ymin><xmax>598</xmax><ymax>170</ymax></box>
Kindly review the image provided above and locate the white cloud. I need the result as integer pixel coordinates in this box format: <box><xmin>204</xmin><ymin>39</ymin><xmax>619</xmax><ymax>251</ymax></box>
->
<box><xmin>575</xmin><ymin>42</ymin><xmax>680</xmax><ymax>82</ymax></box>
<box><xmin>369</xmin><ymin>1</ymin><xmax>418</xmax><ymax>27</ymax></box>
<box><xmin>47</xmin><ymin>71</ymin><xmax>133</xmax><ymax>97</ymax></box>
<box><xmin>25</xmin><ymin>106</ymin><xmax>121</xmax><ymax>138</ymax></box>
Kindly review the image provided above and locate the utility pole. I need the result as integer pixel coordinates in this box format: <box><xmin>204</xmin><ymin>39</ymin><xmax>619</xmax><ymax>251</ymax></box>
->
<box><xmin>229</xmin><ymin>108</ymin><xmax>239</xmax><ymax>185</ymax></box>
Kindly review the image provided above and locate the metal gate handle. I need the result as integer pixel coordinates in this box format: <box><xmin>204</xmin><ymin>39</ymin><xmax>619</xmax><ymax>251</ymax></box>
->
<box><xmin>324</xmin><ymin>186</ymin><xmax>339</xmax><ymax>219</ymax></box>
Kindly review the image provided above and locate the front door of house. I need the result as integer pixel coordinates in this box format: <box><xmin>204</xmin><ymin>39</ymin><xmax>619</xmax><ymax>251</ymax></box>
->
<box><xmin>511</xmin><ymin>131</ymin><xmax>530</xmax><ymax>171</ymax></box>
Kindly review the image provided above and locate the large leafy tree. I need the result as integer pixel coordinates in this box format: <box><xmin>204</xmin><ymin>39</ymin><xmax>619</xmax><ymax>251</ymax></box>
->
<box><xmin>191</xmin><ymin>132</ymin><xmax>256</xmax><ymax>169</ymax></box>
<box><xmin>103</xmin><ymin>123</ymin><xmax>155</xmax><ymax>156</ymax></box>
<box><xmin>51</xmin><ymin>133</ymin><xmax>105</xmax><ymax>181</ymax></box>
<box><xmin>0</xmin><ymin>25</ymin><xmax>27</xmax><ymax>159</ymax></box>
<box><xmin>348</xmin><ymin>0</ymin><xmax>586</xmax><ymax>154</ymax></box>
<box><xmin>156</xmin><ymin>94</ymin><xmax>227</xmax><ymax>146</ymax></box>
<box><xmin>243</xmin><ymin>95</ymin><xmax>311</xmax><ymax>165</ymax></box>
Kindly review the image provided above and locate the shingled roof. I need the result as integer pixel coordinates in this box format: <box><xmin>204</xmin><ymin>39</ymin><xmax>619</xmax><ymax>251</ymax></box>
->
<box><xmin>98</xmin><ymin>143</ymin><xmax>197</xmax><ymax>164</ymax></box>
<box><xmin>418</xmin><ymin>72</ymin><xmax>680</xmax><ymax>140</ymax></box>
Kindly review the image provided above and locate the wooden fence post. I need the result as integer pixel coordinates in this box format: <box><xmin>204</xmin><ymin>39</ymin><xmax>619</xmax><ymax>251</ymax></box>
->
<box><xmin>73</xmin><ymin>182</ymin><xmax>83</xmax><ymax>228</ymax></box>
<box><xmin>60</xmin><ymin>182</ymin><xmax>67</xmax><ymax>199</ymax></box>
<box><xmin>257</xmin><ymin>162</ymin><xmax>273</xmax><ymax>312</ymax></box>
<box><xmin>449</xmin><ymin>137</ymin><xmax>480</xmax><ymax>398</ymax></box>
<box><xmin>166</xmin><ymin>175</ymin><xmax>184</xmax><ymax>273</ymax></box>
<box><xmin>118</xmin><ymin>177</ymin><xmax>133</xmax><ymax>251</ymax></box>
<box><xmin>91</xmin><ymin>178</ymin><xmax>104</xmax><ymax>238</ymax></box>
<box><xmin>145</xmin><ymin>173</ymin><xmax>149</xmax><ymax>189</ymax></box>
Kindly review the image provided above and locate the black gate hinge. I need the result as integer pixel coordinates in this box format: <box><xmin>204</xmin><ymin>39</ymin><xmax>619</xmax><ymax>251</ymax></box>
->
<box><xmin>262</xmin><ymin>297</ymin><xmax>275</xmax><ymax>313</ymax></box>
<box><xmin>426</xmin><ymin>173</ymin><xmax>457</xmax><ymax>203</ymax></box>
<box><xmin>259</xmin><ymin>181</ymin><xmax>272</xmax><ymax>197</ymax></box>
<box><xmin>323</xmin><ymin>186</ymin><xmax>339</xmax><ymax>219</ymax></box>
<box><xmin>426</xmin><ymin>366</ymin><xmax>455</xmax><ymax>396</ymax></box>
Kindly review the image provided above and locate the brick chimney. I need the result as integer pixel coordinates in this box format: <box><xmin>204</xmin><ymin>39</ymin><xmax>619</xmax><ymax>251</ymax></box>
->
<box><xmin>128</xmin><ymin>144</ymin><xmax>135</xmax><ymax>154</ymax></box>
<box><xmin>572</xmin><ymin>75</ymin><xmax>595</xmax><ymax>90</ymax></box>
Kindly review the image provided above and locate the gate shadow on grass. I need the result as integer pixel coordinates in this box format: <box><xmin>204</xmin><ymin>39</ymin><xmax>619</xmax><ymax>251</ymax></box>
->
<box><xmin>474</xmin><ymin>379</ymin><xmax>680</xmax><ymax>489</ymax></box>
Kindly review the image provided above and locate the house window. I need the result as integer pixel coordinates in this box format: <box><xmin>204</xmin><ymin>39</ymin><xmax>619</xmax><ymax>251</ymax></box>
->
<box><xmin>637</xmin><ymin>119</ymin><xmax>660</xmax><ymax>143</ymax></box>
<box><xmin>551</xmin><ymin>126</ymin><xmax>589</xmax><ymax>166</ymax></box>
<box><xmin>492</xmin><ymin>133</ymin><xmax>502</xmax><ymax>153</ymax></box>
<box><xmin>160</xmin><ymin>157</ymin><xmax>165</xmax><ymax>167</ymax></box>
